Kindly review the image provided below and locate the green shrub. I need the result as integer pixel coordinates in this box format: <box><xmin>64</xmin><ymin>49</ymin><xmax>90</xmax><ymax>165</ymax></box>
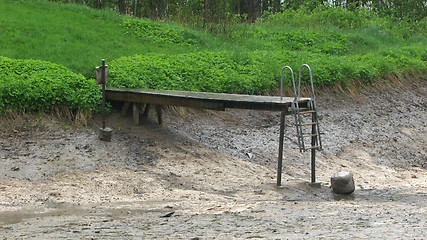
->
<box><xmin>0</xmin><ymin>56</ymin><xmax>101</xmax><ymax>113</ymax></box>
<box><xmin>108</xmin><ymin>51</ymin><xmax>281</xmax><ymax>94</ymax></box>
<box><xmin>108</xmin><ymin>43</ymin><xmax>426</xmax><ymax>95</ymax></box>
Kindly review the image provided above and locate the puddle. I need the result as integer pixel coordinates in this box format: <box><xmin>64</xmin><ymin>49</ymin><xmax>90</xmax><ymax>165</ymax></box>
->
<box><xmin>0</xmin><ymin>201</ymin><xmax>180</xmax><ymax>226</ymax></box>
<box><xmin>0</xmin><ymin>203</ymin><xmax>87</xmax><ymax>226</ymax></box>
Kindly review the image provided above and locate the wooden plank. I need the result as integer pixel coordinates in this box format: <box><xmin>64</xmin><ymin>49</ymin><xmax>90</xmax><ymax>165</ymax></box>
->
<box><xmin>106</xmin><ymin>89</ymin><xmax>225</xmax><ymax>111</ymax></box>
<box><xmin>105</xmin><ymin>88</ymin><xmax>310</xmax><ymax>113</ymax></box>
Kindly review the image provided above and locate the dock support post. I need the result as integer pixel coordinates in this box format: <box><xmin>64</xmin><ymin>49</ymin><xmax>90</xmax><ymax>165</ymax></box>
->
<box><xmin>133</xmin><ymin>103</ymin><xmax>140</xmax><ymax>125</ymax></box>
<box><xmin>101</xmin><ymin>60</ymin><xmax>106</xmax><ymax>130</ymax></box>
<box><xmin>156</xmin><ymin>105</ymin><xmax>163</xmax><ymax>125</ymax></box>
<box><xmin>143</xmin><ymin>104</ymin><xmax>150</xmax><ymax>117</ymax></box>
<box><xmin>121</xmin><ymin>102</ymin><xmax>130</xmax><ymax>116</ymax></box>
<box><xmin>310</xmin><ymin>111</ymin><xmax>319</xmax><ymax>186</ymax></box>
<box><xmin>311</xmin><ymin>138</ymin><xmax>316</xmax><ymax>183</ymax></box>
<box><xmin>277</xmin><ymin>111</ymin><xmax>286</xmax><ymax>186</ymax></box>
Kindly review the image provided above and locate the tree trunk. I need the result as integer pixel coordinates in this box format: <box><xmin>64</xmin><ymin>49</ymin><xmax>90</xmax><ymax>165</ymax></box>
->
<box><xmin>240</xmin><ymin>0</ymin><xmax>262</xmax><ymax>22</ymax></box>
<box><xmin>272</xmin><ymin>0</ymin><xmax>280</xmax><ymax>13</ymax></box>
<box><xmin>117</xmin><ymin>0</ymin><xmax>127</xmax><ymax>15</ymax></box>
<box><xmin>157</xmin><ymin>0</ymin><xmax>166</xmax><ymax>19</ymax></box>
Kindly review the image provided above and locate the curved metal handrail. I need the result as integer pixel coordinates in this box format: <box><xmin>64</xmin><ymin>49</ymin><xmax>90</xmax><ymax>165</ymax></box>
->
<box><xmin>298</xmin><ymin>64</ymin><xmax>315</xmax><ymax>101</ymax></box>
<box><xmin>280</xmin><ymin>66</ymin><xmax>295</xmax><ymax>101</ymax></box>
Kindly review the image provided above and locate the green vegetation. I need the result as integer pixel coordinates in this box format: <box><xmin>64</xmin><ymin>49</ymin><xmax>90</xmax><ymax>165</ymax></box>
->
<box><xmin>109</xmin><ymin>51</ymin><xmax>277</xmax><ymax>94</ymax></box>
<box><xmin>0</xmin><ymin>0</ymin><xmax>199</xmax><ymax>78</ymax></box>
<box><xmin>122</xmin><ymin>18</ymin><xmax>211</xmax><ymax>47</ymax></box>
<box><xmin>110</xmin><ymin>7</ymin><xmax>426</xmax><ymax>92</ymax></box>
<box><xmin>0</xmin><ymin>56</ymin><xmax>100</xmax><ymax>113</ymax></box>
<box><xmin>0</xmin><ymin>0</ymin><xmax>425</xmax><ymax>114</ymax></box>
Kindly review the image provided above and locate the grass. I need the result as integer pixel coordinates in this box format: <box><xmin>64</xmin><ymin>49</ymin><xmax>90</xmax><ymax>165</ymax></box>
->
<box><xmin>0</xmin><ymin>0</ymin><xmax>221</xmax><ymax>78</ymax></box>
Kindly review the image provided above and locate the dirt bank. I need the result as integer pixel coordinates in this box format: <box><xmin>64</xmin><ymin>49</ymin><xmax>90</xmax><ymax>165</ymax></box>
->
<box><xmin>0</xmin><ymin>79</ymin><xmax>426</xmax><ymax>239</ymax></box>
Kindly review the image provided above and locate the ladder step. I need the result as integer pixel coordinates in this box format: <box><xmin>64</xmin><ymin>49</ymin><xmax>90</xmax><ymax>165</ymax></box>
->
<box><xmin>299</xmin><ymin>110</ymin><xmax>315</xmax><ymax>114</ymax></box>
<box><xmin>299</xmin><ymin>122</ymin><xmax>317</xmax><ymax>126</ymax></box>
<box><xmin>305</xmin><ymin>145</ymin><xmax>321</xmax><ymax>150</ymax></box>
<box><xmin>303</xmin><ymin>134</ymin><xmax>318</xmax><ymax>138</ymax></box>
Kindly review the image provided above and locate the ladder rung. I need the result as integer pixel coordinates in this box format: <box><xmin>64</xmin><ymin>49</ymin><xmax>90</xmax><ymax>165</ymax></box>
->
<box><xmin>305</xmin><ymin>145</ymin><xmax>321</xmax><ymax>150</ymax></box>
<box><xmin>299</xmin><ymin>122</ymin><xmax>317</xmax><ymax>126</ymax></box>
<box><xmin>303</xmin><ymin>134</ymin><xmax>318</xmax><ymax>138</ymax></box>
<box><xmin>299</xmin><ymin>110</ymin><xmax>315</xmax><ymax>114</ymax></box>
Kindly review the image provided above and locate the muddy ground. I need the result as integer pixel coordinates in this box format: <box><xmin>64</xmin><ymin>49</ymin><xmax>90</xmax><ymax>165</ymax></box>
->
<box><xmin>0</xmin><ymin>78</ymin><xmax>426</xmax><ymax>239</ymax></box>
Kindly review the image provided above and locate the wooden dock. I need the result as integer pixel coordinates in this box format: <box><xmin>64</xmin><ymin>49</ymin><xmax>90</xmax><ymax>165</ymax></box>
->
<box><xmin>105</xmin><ymin>87</ymin><xmax>315</xmax><ymax>186</ymax></box>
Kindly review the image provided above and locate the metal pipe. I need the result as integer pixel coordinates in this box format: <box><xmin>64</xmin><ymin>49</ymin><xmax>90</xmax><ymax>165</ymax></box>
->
<box><xmin>280</xmin><ymin>66</ymin><xmax>294</xmax><ymax>101</ymax></box>
<box><xmin>311</xmin><ymin>111</ymin><xmax>316</xmax><ymax>183</ymax></box>
<box><xmin>101</xmin><ymin>59</ymin><xmax>106</xmax><ymax>129</ymax></box>
<box><xmin>298</xmin><ymin>64</ymin><xmax>315</xmax><ymax>100</ymax></box>
<box><xmin>277</xmin><ymin>111</ymin><xmax>285</xmax><ymax>186</ymax></box>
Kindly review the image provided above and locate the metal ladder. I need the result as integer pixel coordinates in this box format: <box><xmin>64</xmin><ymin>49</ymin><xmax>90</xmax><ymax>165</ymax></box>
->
<box><xmin>291</xmin><ymin>64</ymin><xmax>322</xmax><ymax>153</ymax></box>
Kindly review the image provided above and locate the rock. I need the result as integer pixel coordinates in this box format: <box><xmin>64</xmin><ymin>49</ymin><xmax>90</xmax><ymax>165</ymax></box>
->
<box><xmin>99</xmin><ymin>127</ymin><xmax>113</xmax><ymax>142</ymax></box>
<box><xmin>331</xmin><ymin>171</ymin><xmax>355</xmax><ymax>194</ymax></box>
<box><xmin>160</xmin><ymin>211</ymin><xmax>175</xmax><ymax>218</ymax></box>
<box><xmin>11</xmin><ymin>166</ymin><xmax>20</xmax><ymax>171</ymax></box>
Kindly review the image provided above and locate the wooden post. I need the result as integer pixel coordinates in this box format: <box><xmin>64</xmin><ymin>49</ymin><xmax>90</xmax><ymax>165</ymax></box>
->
<box><xmin>121</xmin><ymin>102</ymin><xmax>130</xmax><ymax>116</ymax></box>
<box><xmin>155</xmin><ymin>105</ymin><xmax>163</xmax><ymax>125</ymax></box>
<box><xmin>143</xmin><ymin>104</ymin><xmax>150</xmax><ymax>117</ymax></box>
<box><xmin>133</xmin><ymin>103</ymin><xmax>140</xmax><ymax>125</ymax></box>
<box><xmin>277</xmin><ymin>111</ymin><xmax>285</xmax><ymax>186</ymax></box>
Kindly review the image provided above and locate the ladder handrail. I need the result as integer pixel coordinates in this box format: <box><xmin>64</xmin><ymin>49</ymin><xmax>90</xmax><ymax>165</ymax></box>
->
<box><xmin>298</xmin><ymin>64</ymin><xmax>316</xmax><ymax>102</ymax></box>
<box><xmin>298</xmin><ymin>64</ymin><xmax>322</xmax><ymax>152</ymax></box>
<box><xmin>280</xmin><ymin>66</ymin><xmax>294</xmax><ymax>101</ymax></box>
<box><xmin>281</xmin><ymin>64</ymin><xmax>322</xmax><ymax>153</ymax></box>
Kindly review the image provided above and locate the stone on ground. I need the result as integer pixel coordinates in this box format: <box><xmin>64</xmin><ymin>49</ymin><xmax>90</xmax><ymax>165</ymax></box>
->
<box><xmin>331</xmin><ymin>171</ymin><xmax>355</xmax><ymax>194</ymax></box>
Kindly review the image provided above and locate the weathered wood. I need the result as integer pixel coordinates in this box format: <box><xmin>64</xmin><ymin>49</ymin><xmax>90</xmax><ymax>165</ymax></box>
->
<box><xmin>132</xmin><ymin>103</ymin><xmax>140</xmax><ymax>125</ymax></box>
<box><xmin>143</xmin><ymin>104</ymin><xmax>150</xmax><ymax>117</ymax></box>
<box><xmin>106</xmin><ymin>88</ymin><xmax>310</xmax><ymax>113</ymax></box>
<box><xmin>121</xmin><ymin>102</ymin><xmax>130</xmax><ymax>116</ymax></box>
<box><xmin>156</xmin><ymin>105</ymin><xmax>163</xmax><ymax>125</ymax></box>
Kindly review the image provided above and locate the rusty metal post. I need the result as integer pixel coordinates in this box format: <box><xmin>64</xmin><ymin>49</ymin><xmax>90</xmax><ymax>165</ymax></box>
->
<box><xmin>277</xmin><ymin>111</ymin><xmax>285</xmax><ymax>186</ymax></box>
<box><xmin>101</xmin><ymin>59</ymin><xmax>106</xmax><ymax>129</ymax></box>
<box><xmin>98</xmin><ymin>59</ymin><xmax>112</xmax><ymax>142</ymax></box>
<box><xmin>311</xmin><ymin>111</ymin><xmax>316</xmax><ymax>183</ymax></box>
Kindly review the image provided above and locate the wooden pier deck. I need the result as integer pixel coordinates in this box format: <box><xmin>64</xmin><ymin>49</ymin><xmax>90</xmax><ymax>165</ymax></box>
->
<box><xmin>106</xmin><ymin>87</ymin><xmax>310</xmax><ymax>113</ymax></box>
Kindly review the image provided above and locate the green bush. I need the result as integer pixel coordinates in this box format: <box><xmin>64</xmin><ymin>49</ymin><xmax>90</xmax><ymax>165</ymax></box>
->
<box><xmin>108</xmin><ymin>44</ymin><xmax>426</xmax><ymax>94</ymax></box>
<box><xmin>108</xmin><ymin>51</ymin><xmax>281</xmax><ymax>94</ymax></box>
<box><xmin>0</xmin><ymin>56</ymin><xmax>101</xmax><ymax>113</ymax></box>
